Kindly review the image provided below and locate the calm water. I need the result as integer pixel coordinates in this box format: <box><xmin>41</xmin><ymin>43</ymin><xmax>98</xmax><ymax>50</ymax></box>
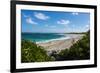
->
<box><xmin>21</xmin><ymin>33</ymin><xmax>71</xmax><ymax>43</ymax></box>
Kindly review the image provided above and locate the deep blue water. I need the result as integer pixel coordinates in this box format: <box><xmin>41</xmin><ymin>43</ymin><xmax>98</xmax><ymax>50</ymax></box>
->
<box><xmin>21</xmin><ymin>33</ymin><xmax>69</xmax><ymax>43</ymax></box>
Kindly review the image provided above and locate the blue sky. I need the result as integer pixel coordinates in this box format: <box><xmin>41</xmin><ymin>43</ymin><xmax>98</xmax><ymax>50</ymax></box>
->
<box><xmin>21</xmin><ymin>9</ymin><xmax>90</xmax><ymax>33</ymax></box>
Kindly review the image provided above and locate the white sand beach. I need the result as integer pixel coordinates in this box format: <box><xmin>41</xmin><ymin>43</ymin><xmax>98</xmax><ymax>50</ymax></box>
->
<box><xmin>37</xmin><ymin>34</ymin><xmax>84</xmax><ymax>53</ymax></box>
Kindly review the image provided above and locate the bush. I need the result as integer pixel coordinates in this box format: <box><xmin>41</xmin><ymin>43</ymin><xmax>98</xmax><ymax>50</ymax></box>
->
<box><xmin>21</xmin><ymin>31</ymin><xmax>90</xmax><ymax>62</ymax></box>
<box><xmin>57</xmin><ymin>31</ymin><xmax>90</xmax><ymax>60</ymax></box>
<box><xmin>21</xmin><ymin>40</ymin><xmax>53</xmax><ymax>63</ymax></box>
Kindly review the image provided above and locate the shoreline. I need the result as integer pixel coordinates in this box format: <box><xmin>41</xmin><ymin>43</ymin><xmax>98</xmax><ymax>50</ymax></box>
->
<box><xmin>36</xmin><ymin>37</ymin><xmax>70</xmax><ymax>44</ymax></box>
<box><xmin>37</xmin><ymin>34</ymin><xmax>84</xmax><ymax>53</ymax></box>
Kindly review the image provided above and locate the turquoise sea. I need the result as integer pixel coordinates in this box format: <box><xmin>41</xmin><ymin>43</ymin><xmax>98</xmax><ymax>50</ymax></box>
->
<box><xmin>21</xmin><ymin>33</ymin><xmax>71</xmax><ymax>43</ymax></box>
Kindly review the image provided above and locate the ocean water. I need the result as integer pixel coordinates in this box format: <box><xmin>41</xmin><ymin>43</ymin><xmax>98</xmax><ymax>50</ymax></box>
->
<box><xmin>21</xmin><ymin>33</ymin><xmax>71</xmax><ymax>43</ymax></box>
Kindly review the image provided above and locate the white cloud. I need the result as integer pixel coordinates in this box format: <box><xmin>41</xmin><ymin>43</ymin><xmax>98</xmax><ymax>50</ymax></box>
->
<box><xmin>85</xmin><ymin>24</ymin><xmax>89</xmax><ymax>28</ymax></box>
<box><xmin>57</xmin><ymin>19</ymin><xmax>70</xmax><ymax>25</ymax></box>
<box><xmin>34</xmin><ymin>12</ymin><xmax>49</xmax><ymax>20</ymax></box>
<box><xmin>23</xmin><ymin>14</ymin><xmax>29</xmax><ymax>18</ymax></box>
<box><xmin>26</xmin><ymin>18</ymin><xmax>37</xmax><ymax>25</ymax></box>
<box><xmin>72</xmin><ymin>12</ymin><xmax>79</xmax><ymax>15</ymax></box>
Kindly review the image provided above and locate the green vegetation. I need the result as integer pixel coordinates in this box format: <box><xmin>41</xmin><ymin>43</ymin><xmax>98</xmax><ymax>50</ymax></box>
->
<box><xmin>21</xmin><ymin>31</ymin><xmax>90</xmax><ymax>62</ymax></box>
<box><xmin>21</xmin><ymin>40</ymin><xmax>53</xmax><ymax>63</ymax></box>
<box><xmin>64</xmin><ymin>32</ymin><xmax>86</xmax><ymax>34</ymax></box>
<box><xmin>56</xmin><ymin>31</ymin><xmax>90</xmax><ymax>61</ymax></box>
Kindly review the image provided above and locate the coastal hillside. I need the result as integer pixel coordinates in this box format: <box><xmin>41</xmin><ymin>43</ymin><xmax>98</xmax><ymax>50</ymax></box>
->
<box><xmin>21</xmin><ymin>31</ymin><xmax>90</xmax><ymax>62</ymax></box>
<box><xmin>55</xmin><ymin>31</ymin><xmax>90</xmax><ymax>60</ymax></box>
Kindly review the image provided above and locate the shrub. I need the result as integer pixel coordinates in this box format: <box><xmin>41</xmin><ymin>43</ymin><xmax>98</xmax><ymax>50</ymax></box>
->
<box><xmin>57</xmin><ymin>31</ymin><xmax>90</xmax><ymax>60</ymax></box>
<box><xmin>21</xmin><ymin>40</ymin><xmax>53</xmax><ymax>63</ymax></box>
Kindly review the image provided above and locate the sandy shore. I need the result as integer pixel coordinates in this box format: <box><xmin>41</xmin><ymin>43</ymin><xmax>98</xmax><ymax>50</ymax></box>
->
<box><xmin>37</xmin><ymin>34</ymin><xmax>84</xmax><ymax>53</ymax></box>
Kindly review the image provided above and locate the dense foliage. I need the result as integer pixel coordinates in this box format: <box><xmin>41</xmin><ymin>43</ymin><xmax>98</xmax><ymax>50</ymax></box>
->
<box><xmin>21</xmin><ymin>31</ymin><xmax>90</xmax><ymax>62</ymax></box>
<box><xmin>56</xmin><ymin>31</ymin><xmax>90</xmax><ymax>61</ymax></box>
<box><xmin>21</xmin><ymin>40</ymin><xmax>53</xmax><ymax>63</ymax></box>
